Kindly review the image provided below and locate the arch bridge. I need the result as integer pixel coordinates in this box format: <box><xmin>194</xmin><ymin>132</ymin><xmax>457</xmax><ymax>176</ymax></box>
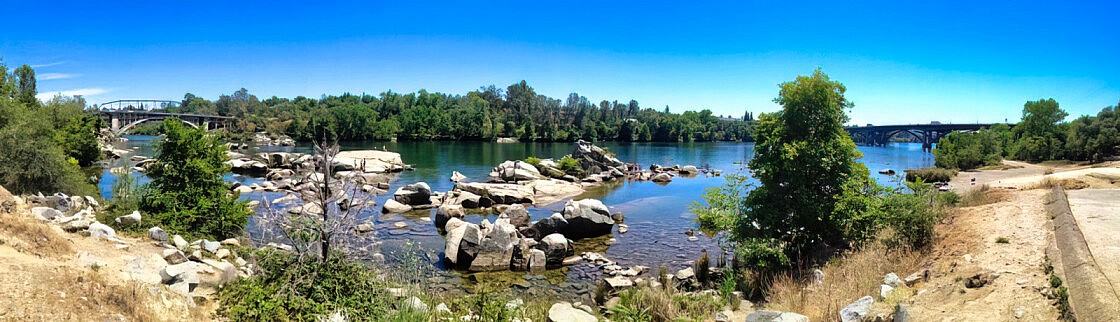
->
<box><xmin>845</xmin><ymin>123</ymin><xmax>1000</xmax><ymax>152</ymax></box>
<box><xmin>95</xmin><ymin>100</ymin><xmax>233</xmax><ymax>136</ymax></box>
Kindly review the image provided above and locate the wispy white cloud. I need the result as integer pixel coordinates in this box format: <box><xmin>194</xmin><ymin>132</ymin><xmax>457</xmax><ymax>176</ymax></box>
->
<box><xmin>31</xmin><ymin>61</ymin><xmax>67</xmax><ymax>69</ymax></box>
<box><xmin>39</xmin><ymin>73</ymin><xmax>79</xmax><ymax>80</ymax></box>
<box><xmin>36</xmin><ymin>88</ymin><xmax>108</xmax><ymax>100</ymax></box>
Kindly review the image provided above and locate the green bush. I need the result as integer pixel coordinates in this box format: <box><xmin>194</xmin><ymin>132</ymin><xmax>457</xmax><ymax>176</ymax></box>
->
<box><xmin>219</xmin><ymin>251</ymin><xmax>421</xmax><ymax>321</ymax></box>
<box><xmin>557</xmin><ymin>155</ymin><xmax>582</xmax><ymax>177</ymax></box>
<box><xmin>878</xmin><ymin>180</ymin><xmax>946</xmax><ymax>249</ymax></box>
<box><xmin>140</xmin><ymin>119</ymin><xmax>249</xmax><ymax>240</ymax></box>
<box><xmin>523</xmin><ymin>156</ymin><xmax>542</xmax><ymax>168</ymax></box>
<box><xmin>904</xmin><ymin>167</ymin><xmax>957</xmax><ymax>183</ymax></box>
<box><xmin>0</xmin><ymin>104</ymin><xmax>96</xmax><ymax>196</ymax></box>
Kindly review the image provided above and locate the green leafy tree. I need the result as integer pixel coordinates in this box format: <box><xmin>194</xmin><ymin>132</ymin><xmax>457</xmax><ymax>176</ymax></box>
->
<box><xmin>13</xmin><ymin>64</ymin><xmax>37</xmax><ymax>107</ymax></box>
<box><xmin>1014</xmin><ymin>98</ymin><xmax>1067</xmax><ymax>162</ymax></box>
<box><xmin>140</xmin><ymin>119</ymin><xmax>249</xmax><ymax>239</ymax></box>
<box><xmin>735</xmin><ymin>69</ymin><xmax>877</xmax><ymax>271</ymax></box>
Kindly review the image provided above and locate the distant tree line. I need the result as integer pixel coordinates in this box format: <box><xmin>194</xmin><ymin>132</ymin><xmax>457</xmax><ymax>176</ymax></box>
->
<box><xmin>935</xmin><ymin>98</ymin><xmax>1120</xmax><ymax>170</ymax></box>
<box><xmin>164</xmin><ymin>81</ymin><xmax>754</xmax><ymax>142</ymax></box>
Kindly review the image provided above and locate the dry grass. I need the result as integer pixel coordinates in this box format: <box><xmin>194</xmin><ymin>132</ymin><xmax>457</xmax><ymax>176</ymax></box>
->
<box><xmin>73</xmin><ymin>271</ymin><xmax>162</xmax><ymax>321</ymax></box>
<box><xmin>610</xmin><ymin>282</ymin><xmax>724</xmax><ymax>321</ymax></box>
<box><xmin>977</xmin><ymin>164</ymin><xmax>1024</xmax><ymax>171</ymax></box>
<box><xmin>958</xmin><ymin>184</ymin><xmax>1009</xmax><ymax>207</ymax></box>
<box><xmin>0</xmin><ymin>206</ymin><xmax>74</xmax><ymax>258</ymax></box>
<box><xmin>766</xmin><ymin>242</ymin><xmax>922</xmax><ymax>321</ymax></box>
<box><xmin>1025</xmin><ymin>178</ymin><xmax>1090</xmax><ymax>190</ymax></box>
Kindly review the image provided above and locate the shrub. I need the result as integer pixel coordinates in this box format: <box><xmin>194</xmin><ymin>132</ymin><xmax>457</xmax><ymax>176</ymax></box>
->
<box><xmin>878</xmin><ymin>180</ymin><xmax>946</xmax><ymax>249</ymax></box>
<box><xmin>557</xmin><ymin>155</ymin><xmax>582</xmax><ymax>177</ymax></box>
<box><xmin>996</xmin><ymin>237</ymin><xmax>1010</xmax><ymax>244</ymax></box>
<box><xmin>904</xmin><ymin>167</ymin><xmax>957</xmax><ymax>183</ymax></box>
<box><xmin>219</xmin><ymin>251</ymin><xmax>409</xmax><ymax>320</ymax></box>
<box><xmin>140</xmin><ymin>119</ymin><xmax>249</xmax><ymax>240</ymax></box>
<box><xmin>0</xmin><ymin>106</ymin><xmax>96</xmax><ymax>196</ymax></box>
<box><xmin>523</xmin><ymin>156</ymin><xmax>542</xmax><ymax>168</ymax></box>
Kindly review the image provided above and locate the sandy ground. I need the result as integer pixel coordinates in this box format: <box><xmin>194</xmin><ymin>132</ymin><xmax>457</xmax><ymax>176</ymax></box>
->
<box><xmin>0</xmin><ymin>195</ymin><xmax>205</xmax><ymax>321</ymax></box>
<box><xmin>951</xmin><ymin>160</ymin><xmax>1120</xmax><ymax>191</ymax></box>
<box><xmin>907</xmin><ymin>189</ymin><xmax>1059</xmax><ymax>321</ymax></box>
<box><xmin>1065</xmin><ymin>189</ymin><xmax>1120</xmax><ymax>299</ymax></box>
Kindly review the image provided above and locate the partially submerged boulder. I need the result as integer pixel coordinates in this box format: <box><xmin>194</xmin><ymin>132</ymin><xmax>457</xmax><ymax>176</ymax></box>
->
<box><xmin>560</xmin><ymin>199</ymin><xmax>617</xmax><ymax>238</ymax></box>
<box><xmin>393</xmin><ymin>182</ymin><xmax>433</xmax><ymax>206</ymax></box>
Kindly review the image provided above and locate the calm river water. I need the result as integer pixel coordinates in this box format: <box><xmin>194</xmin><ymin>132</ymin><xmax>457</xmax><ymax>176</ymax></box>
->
<box><xmin>99</xmin><ymin>137</ymin><xmax>933</xmax><ymax>296</ymax></box>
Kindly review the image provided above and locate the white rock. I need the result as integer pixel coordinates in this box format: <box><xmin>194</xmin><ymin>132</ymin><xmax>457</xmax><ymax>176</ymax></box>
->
<box><xmin>215</xmin><ymin>248</ymin><xmax>231</xmax><ymax>260</ymax></box>
<box><xmin>148</xmin><ymin>226</ymin><xmax>168</xmax><ymax>242</ymax></box>
<box><xmin>839</xmin><ymin>296</ymin><xmax>874</xmax><ymax>322</ymax></box>
<box><xmin>201</xmin><ymin>240</ymin><xmax>221</xmax><ymax>253</ymax></box>
<box><xmin>409</xmin><ymin>297</ymin><xmax>428</xmax><ymax>312</ymax></box>
<box><xmin>880</xmin><ymin>284</ymin><xmax>895</xmax><ymax>298</ymax></box>
<box><xmin>883</xmin><ymin>272</ymin><xmax>903</xmax><ymax>288</ymax></box>
<box><xmin>547</xmin><ymin>302</ymin><xmax>597</xmax><ymax>322</ymax></box>
<box><xmin>115</xmin><ymin>210</ymin><xmax>142</xmax><ymax>225</ymax></box>
<box><xmin>88</xmin><ymin>222</ymin><xmax>116</xmax><ymax>240</ymax></box>
<box><xmin>221</xmin><ymin>238</ymin><xmax>241</xmax><ymax>247</ymax></box>
<box><xmin>745</xmin><ymin>310</ymin><xmax>810</xmax><ymax>322</ymax></box>
<box><xmin>31</xmin><ymin>207</ymin><xmax>62</xmax><ymax>221</ymax></box>
<box><xmin>172</xmin><ymin>235</ymin><xmax>189</xmax><ymax>250</ymax></box>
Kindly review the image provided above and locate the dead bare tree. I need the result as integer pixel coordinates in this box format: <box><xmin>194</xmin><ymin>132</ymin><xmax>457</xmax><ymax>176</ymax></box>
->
<box><xmin>254</xmin><ymin>137</ymin><xmax>377</xmax><ymax>264</ymax></box>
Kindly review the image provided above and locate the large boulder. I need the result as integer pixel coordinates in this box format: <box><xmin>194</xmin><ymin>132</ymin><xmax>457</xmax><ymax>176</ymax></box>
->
<box><xmin>382</xmin><ymin>199</ymin><xmax>412</xmax><ymax>214</ymax></box>
<box><xmin>745</xmin><ymin>310</ymin><xmax>810</xmax><ymax>322</ymax></box>
<box><xmin>444</xmin><ymin>222</ymin><xmax>482</xmax><ymax>266</ymax></box>
<box><xmin>393</xmin><ymin>182</ymin><xmax>433</xmax><ymax>206</ymax></box>
<box><xmin>839</xmin><ymin>296</ymin><xmax>874</xmax><ymax>322</ymax></box>
<box><xmin>469</xmin><ymin>221</ymin><xmax>519</xmax><ymax>272</ymax></box>
<box><xmin>454</xmin><ymin>182</ymin><xmax>534</xmax><ymax>205</ymax></box>
<box><xmin>522</xmin><ymin>214</ymin><xmax>568</xmax><ymax>240</ymax></box>
<box><xmin>537</xmin><ymin>233</ymin><xmax>574</xmax><ymax>268</ymax></box>
<box><xmin>448</xmin><ymin>190</ymin><xmax>489</xmax><ymax>208</ymax></box>
<box><xmin>115</xmin><ymin>210</ymin><xmax>142</xmax><ymax>225</ymax></box>
<box><xmin>560</xmin><ymin>199</ymin><xmax>616</xmax><ymax>238</ymax></box>
<box><xmin>450</xmin><ymin>171</ymin><xmax>468</xmax><ymax>183</ymax></box>
<box><xmin>31</xmin><ymin>207</ymin><xmax>62</xmax><ymax>221</ymax></box>
<box><xmin>434</xmin><ymin>204</ymin><xmax>466</xmax><ymax>231</ymax></box>
<box><xmin>650</xmin><ymin>172</ymin><xmax>673</xmax><ymax>183</ymax></box>
<box><xmin>501</xmin><ymin>204</ymin><xmax>531</xmax><ymax>228</ymax></box>
<box><xmin>679</xmin><ymin>165</ymin><xmax>699</xmax><ymax>174</ymax></box>
<box><xmin>572</xmin><ymin>140</ymin><xmax>624</xmax><ymax>172</ymax></box>
<box><xmin>494</xmin><ymin>160</ymin><xmax>545</xmax><ymax>182</ymax></box>
<box><xmin>547</xmin><ymin>302</ymin><xmax>597</xmax><ymax>322</ymax></box>
<box><xmin>88</xmin><ymin>222</ymin><xmax>117</xmax><ymax>240</ymax></box>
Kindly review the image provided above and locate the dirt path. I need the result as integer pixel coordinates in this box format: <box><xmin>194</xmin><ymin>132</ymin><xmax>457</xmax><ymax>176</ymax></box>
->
<box><xmin>907</xmin><ymin>189</ymin><xmax>1059</xmax><ymax>321</ymax></box>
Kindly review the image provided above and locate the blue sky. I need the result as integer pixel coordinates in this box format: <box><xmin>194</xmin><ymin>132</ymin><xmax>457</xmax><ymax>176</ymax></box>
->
<box><xmin>4</xmin><ymin>1</ymin><xmax>1118</xmax><ymax>125</ymax></box>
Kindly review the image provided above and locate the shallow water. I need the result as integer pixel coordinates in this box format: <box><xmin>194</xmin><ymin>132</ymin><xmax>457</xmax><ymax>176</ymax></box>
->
<box><xmin>99</xmin><ymin>137</ymin><xmax>933</xmax><ymax>295</ymax></box>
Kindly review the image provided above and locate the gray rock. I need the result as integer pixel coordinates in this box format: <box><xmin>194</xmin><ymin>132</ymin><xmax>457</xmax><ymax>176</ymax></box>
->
<box><xmin>680</xmin><ymin>165</ymin><xmax>699</xmax><ymax>174</ymax></box>
<box><xmin>221</xmin><ymin>238</ymin><xmax>241</xmax><ymax>247</ymax></box>
<box><xmin>444</xmin><ymin>222</ymin><xmax>482</xmax><ymax>265</ymax></box>
<box><xmin>676</xmin><ymin>267</ymin><xmax>695</xmax><ymax>281</ymax></box>
<box><xmin>393</xmin><ymin>182</ymin><xmax>433</xmax><ymax>206</ymax></box>
<box><xmin>215</xmin><ymin>248</ymin><xmax>231</xmax><ymax>260</ymax></box>
<box><xmin>88</xmin><ymin>222</ymin><xmax>116</xmax><ymax>239</ymax></box>
<box><xmin>745</xmin><ymin>310</ymin><xmax>810</xmax><ymax>322</ymax></box>
<box><xmin>502</xmin><ymin>204</ymin><xmax>531</xmax><ymax>228</ymax></box>
<box><xmin>201</xmin><ymin>240</ymin><xmax>221</xmax><ymax>253</ymax></box>
<box><xmin>537</xmin><ymin>233</ymin><xmax>573</xmax><ymax>267</ymax></box>
<box><xmin>382</xmin><ymin>199</ymin><xmax>412</xmax><ymax>214</ymax></box>
<box><xmin>62</xmin><ymin>220</ymin><xmax>91</xmax><ymax>232</ymax></box>
<box><xmin>435</xmin><ymin>303</ymin><xmax>452</xmax><ymax>314</ymax></box>
<box><xmin>115</xmin><ymin>210</ymin><xmax>142</xmax><ymax>225</ymax></box>
<box><xmin>883</xmin><ymin>272</ymin><xmax>903</xmax><ymax>288</ymax></box>
<box><xmin>434</xmin><ymin>204</ymin><xmax>466</xmax><ymax>231</ymax></box>
<box><xmin>172</xmin><ymin>235</ymin><xmax>189</xmax><ymax>250</ymax></box>
<box><xmin>560</xmin><ymin>199</ymin><xmax>616</xmax><ymax>238</ymax></box>
<box><xmin>148</xmin><ymin>226</ymin><xmax>168</xmax><ymax>242</ymax></box>
<box><xmin>523</xmin><ymin>214</ymin><xmax>568</xmax><ymax>240</ymax></box>
<box><xmin>162</xmin><ymin>249</ymin><xmax>188</xmax><ymax>265</ymax></box>
<box><xmin>839</xmin><ymin>296</ymin><xmax>874</xmax><ymax>322</ymax></box>
<box><xmin>880</xmin><ymin>284</ymin><xmax>895</xmax><ymax>298</ymax></box>
<box><xmin>894</xmin><ymin>303</ymin><xmax>910</xmax><ymax>322</ymax></box>
<box><xmin>160</xmin><ymin>262</ymin><xmax>202</xmax><ymax>285</ymax></box>
<box><xmin>408</xmin><ymin>296</ymin><xmax>428</xmax><ymax>312</ymax></box>
<box><xmin>355</xmin><ymin>223</ymin><xmax>374</xmax><ymax>233</ymax></box>
<box><xmin>528</xmin><ymin>249</ymin><xmax>547</xmax><ymax>272</ymax></box>
<box><xmin>812</xmin><ymin>269</ymin><xmax>825</xmax><ymax>286</ymax></box>
<box><xmin>547</xmin><ymin>302</ymin><xmax>597</xmax><ymax>322</ymax></box>
<box><xmin>450</xmin><ymin>171</ymin><xmax>467</xmax><ymax>183</ymax></box>
<box><xmin>604</xmin><ymin>276</ymin><xmax>633</xmax><ymax>289</ymax></box>
<box><xmin>31</xmin><ymin>207</ymin><xmax>62</xmax><ymax>221</ymax></box>
<box><xmin>469</xmin><ymin>221</ymin><xmax>519</xmax><ymax>271</ymax></box>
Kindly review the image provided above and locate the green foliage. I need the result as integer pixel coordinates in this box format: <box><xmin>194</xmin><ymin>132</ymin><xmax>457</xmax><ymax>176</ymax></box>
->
<box><xmin>523</xmin><ymin>156</ymin><xmax>542</xmax><ymax>168</ymax></box>
<box><xmin>933</xmin><ymin>129</ymin><xmax>1007</xmax><ymax>170</ymax></box>
<box><xmin>738</xmin><ymin>69</ymin><xmax>877</xmax><ymax>268</ymax></box>
<box><xmin>169</xmin><ymin>82</ymin><xmax>752</xmax><ymax>143</ymax></box>
<box><xmin>996</xmin><ymin>237</ymin><xmax>1010</xmax><ymax>244</ymax></box>
<box><xmin>219</xmin><ymin>251</ymin><xmax>412</xmax><ymax>321</ymax></box>
<box><xmin>0</xmin><ymin>97</ymin><xmax>96</xmax><ymax>196</ymax></box>
<box><xmin>1064</xmin><ymin>104</ymin><xmax>1119</xmax><ymax>162</ymax></box>
<box><xmin>904</xmin><ymin>167</ymin><xmax>958</xmax><ymax>183</ymax></box>
<box><xmin>140</xmin><ymin>119</ymin><xmax>249</xmax><ymax>240</ymax></box>
<box><xmin>878</xmin><ymin>180</ymin><xmax>945</xmax><ymax>249</ymax></box>
<box><xmin>692</xmin><ymin>173</ymin><xmax>750</xmax><ymax>233</ymax></box>
<box><xmin>557</xmin><ymin>155</ymin><xmax>582</xmax><ymax>177</ymax></box>
<box><xmin>99</xmin><ymin>171</ymin><xmax>144</xmax><ymax>230</ymax></box>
